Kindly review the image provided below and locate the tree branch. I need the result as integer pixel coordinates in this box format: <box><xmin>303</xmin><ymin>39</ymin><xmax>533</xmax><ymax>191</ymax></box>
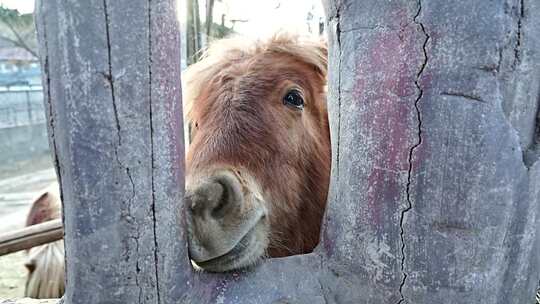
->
<box><xmin>0</xmin><ymin>17</ymin><xmax>38</xmax><ymax>59</ymax></box>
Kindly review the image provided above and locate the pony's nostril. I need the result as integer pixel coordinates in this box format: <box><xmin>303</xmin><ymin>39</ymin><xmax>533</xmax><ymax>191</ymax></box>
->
<box><xmin>187</xmin><ymin>181</ymin><xmax>224</xmax><ymax>216</ymax></box>
<box><xmin>187</xmin><ymin>172</ymin><xmax>242</xmax><ymax>219</ymax></box>
<box><xmin>211</xmin><ymin>173</ymin><xmax>242</xmax><ymax>218</ymax></box>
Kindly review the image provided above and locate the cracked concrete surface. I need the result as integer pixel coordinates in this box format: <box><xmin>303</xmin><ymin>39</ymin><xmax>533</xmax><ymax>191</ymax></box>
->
<box><xmin>397</xmin><ymin>1</ymin><xmax>430</xmax><ymax>303</ymax></box>
<box><xmin>31</xmin><ymin>0</ymin><xmax>540</xmax><ymax>302</ymax></box>
<box><xmin>34</xmin><ymin>0</ymin><xmax>172</xmax><ymax>302</ymax></box>
<box><xmin>147</xmin><ymin>1</ymin><xmax>163</xmax><ymax>302</ymax></box>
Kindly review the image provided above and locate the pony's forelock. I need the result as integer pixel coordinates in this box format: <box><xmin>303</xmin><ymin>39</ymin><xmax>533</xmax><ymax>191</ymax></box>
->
<box><xmin>182</xmin><ymin>33</ymin><xmax>328</xmax><ymax>125</ymax></box>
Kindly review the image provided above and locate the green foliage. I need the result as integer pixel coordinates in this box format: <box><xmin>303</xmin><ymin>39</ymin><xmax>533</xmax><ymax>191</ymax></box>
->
<box><xmin>0</xmin><ymin>7</ymin><xmax>34</xmax><ymax>32</ymax></box>
<box><xmin>0</xmin><ymin>6</ymin><xmax>19</xmax><ymax>20</ymax></box>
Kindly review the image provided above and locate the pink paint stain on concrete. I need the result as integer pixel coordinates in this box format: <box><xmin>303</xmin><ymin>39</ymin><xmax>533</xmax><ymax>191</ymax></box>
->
<box><xmin>320</xmin><ymin>8</ymin><xmax>432</xmax><ymax>258</ymax></box>
<box><xmin>352</xmin><ymin>10</ymin><xmax>426</xmax><ymax>232</ymax></box>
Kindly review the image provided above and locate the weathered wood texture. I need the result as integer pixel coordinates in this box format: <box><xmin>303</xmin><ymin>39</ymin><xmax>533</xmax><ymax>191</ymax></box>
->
<box><xmin>35</xmin><ymin>0</ymin><xmax>185</xmax><ymax>303</ymax></box>
<box><xmin>323</xmin><ymin>0</ymin><xmax>540</xmax><ymax>303</ymax></box>
<box><xmin>34</xmin><ymin>0</ymin><xmax>540</xmax><ymax>303</ymax></box>
<box><xmin>0</xmin><ymin>219</ymin><xmax>63</xmax><ymax>256</ymax></box>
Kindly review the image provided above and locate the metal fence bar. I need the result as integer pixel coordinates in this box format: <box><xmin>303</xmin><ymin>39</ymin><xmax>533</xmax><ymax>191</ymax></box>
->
<box><xmin>0</xmin><ymin>89</ymin><xmax>45</xmax><ymax>128</ymax></box>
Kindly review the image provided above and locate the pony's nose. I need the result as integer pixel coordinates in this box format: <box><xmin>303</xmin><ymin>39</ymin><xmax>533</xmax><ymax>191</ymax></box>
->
<box><xmin>185</xmin><ymin>171</ymin><xmax>246</xmax><ymax>262</ymax></box>
<box><xmin>186</xmin><ymin>173</ymin><xmax>241</xmax><ymax>220</ymax></box>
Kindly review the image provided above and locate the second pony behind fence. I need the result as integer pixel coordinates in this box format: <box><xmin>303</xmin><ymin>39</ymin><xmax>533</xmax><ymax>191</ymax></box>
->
<box><xmin>24</xmin><ymin>183</ymin><xmax>64</xmax><ymax>298</ymax></box>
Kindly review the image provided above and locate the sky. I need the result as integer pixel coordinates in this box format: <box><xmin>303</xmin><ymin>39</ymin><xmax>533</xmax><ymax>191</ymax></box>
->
<box><xmin>223</xmin><ymin>0</ymin><xmax>324</xmax><ymax>37</ymax></box>
<box><xmin>0</xmin><ymin>0</ymin><xmax>34</xmax><ymax>14</ymax></box>
<box><xmin>176</xmin><ymin>0</ymin><xmax>324</xmax><ymax>38</ymax></box>
<box><xmin>0</xmin><ymin>0</ymin><xmax>324</xmax><ymax>37</ymax></box>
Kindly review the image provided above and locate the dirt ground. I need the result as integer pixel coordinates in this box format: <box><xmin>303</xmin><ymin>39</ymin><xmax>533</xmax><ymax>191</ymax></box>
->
<box><xmin>0</xmin><ymin>252</ymin><xmax>27</xmax><ymax>299</ymax></box>
<box><xmin>0</xmin><ymin>158</ymin><xmax>56</xmax><ymax>299</ymax></box>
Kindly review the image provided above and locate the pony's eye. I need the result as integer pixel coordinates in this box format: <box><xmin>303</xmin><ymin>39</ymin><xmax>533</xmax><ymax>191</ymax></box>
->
<box><xmin>283</xmin><ymin>89</ymin><xmax>304</xmax><ymax>110</ymax></box>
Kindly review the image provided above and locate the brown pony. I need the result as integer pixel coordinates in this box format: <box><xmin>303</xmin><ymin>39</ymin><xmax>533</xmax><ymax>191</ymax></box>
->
<box><xmin>24</xmin><ymin>182</ymin><xmax>65</xmax><ymax>298</ymax></box>
<box><xmin>183</xmin><ymin>33</ymin><xmax>330</xmax><ymax>272</ymax></box>
<box><xmin>19</xmin><ymin>34</ymin><xmax>329</xmax><ymax>281</ymax></box>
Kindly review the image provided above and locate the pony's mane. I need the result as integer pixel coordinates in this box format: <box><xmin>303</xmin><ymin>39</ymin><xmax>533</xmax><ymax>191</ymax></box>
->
<box><xmin>182</xmin><ymin>33</ymin><xmax>327</xmax><ymax>124</ymax></box>
<box><xmin>25</xmin><ymin>240</ymin><xmax>65</xmax><ymax>298</ymax></box>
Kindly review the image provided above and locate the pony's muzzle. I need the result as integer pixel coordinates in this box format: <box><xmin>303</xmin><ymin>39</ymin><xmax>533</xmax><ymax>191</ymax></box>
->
<box><xmin>185</xmin><ymin>170</ymin><xmax>266</xmax><ymax>269</ymax></box>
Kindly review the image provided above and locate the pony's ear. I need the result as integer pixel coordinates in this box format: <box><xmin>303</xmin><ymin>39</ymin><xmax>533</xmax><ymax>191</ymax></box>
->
<box><xmin>26</xmin><ymin>184</ymin><xmax>61</xmax><ymax>227</ymax></box>
<box><xmin>26</xmin><ymin>192</ymin><xmax>51</xmax><ymax>226</ymax></box>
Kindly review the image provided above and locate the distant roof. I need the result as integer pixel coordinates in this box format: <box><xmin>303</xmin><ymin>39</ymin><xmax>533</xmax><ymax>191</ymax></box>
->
<box><xmin>0</xmin><ymin>47</ymin><xmax>37</xmax><ymax>61</ymax></box>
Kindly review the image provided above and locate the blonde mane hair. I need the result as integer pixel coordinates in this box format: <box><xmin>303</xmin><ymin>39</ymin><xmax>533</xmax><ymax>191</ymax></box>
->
<box><xmin>25</xmin><ymin>240</ymin><xmax>65</xmax><ymax>298</ymax></box>
<box><xmin>182</xmin><ymin>33</ymin><xmax>327</xmax><ymax>124</ymax></box>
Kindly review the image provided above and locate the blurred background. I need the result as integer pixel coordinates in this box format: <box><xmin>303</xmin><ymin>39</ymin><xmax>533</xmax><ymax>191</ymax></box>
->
<box><xmin>0</xmin><ymin>0</ymin><xmax>325</xmax><ymax>298</ymax></box>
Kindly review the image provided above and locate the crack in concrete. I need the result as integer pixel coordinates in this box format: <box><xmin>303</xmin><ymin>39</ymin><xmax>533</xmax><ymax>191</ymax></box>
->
<box><xmin>135</xmin><ymin>232</ymin><xmax>142</xmax><ymax>303</ymax></box>
<box><xmin>103</xmin><ymin>0</ymin><xmax>136</xmax><ymax>217</ymax></box>
<box><xmin>39</xmin><ymin>3</ymin><xmax>68</xmax><ymax>286</ymax></box>
<box><xmin>397</xmin><ymin>1</ymin><xmax>429</xmax><ymax>303</ymax></box>
<box><xmin>41</xmin><ymin>16</ymin><xmax>63</xmax><ymax>207</ymax></box>
<box><xmin>102</xmin><ymin>0</ymin><xmax>122</xmax><ymax>147</ymax></box>
<box><xmin>126</xmin><ymin>168</ymin><xmax>136</xmax><ymax>202</ymax></box>
<box><xmin>440</xmin><ymin>91</ymin><xmax>487</xmax><ymax>103</ymax></box>
<box><xmin>497</xmin><ymin>47</ymin><xmax>503</xmax><ymax>73</ymax></box>
<box><xmin>102</xmin><ymin>0</ymin><xmax>126</xmax><ymax>180</ymax></box>
<box><xmin>103</xmin><ymin>0</ymin><xmax>142</xmax><ymax>301</ymax></box>
<box><xmin>520</xmin><ymin>0</ymin><xmax>540</xmax><ymax>170</ymax></box>
<box><xmin>496</xmin><ymin>0</ymin><xmax>523</xmax><ymax>75</ymax></box>
<box><xmin>340</xmin><ymin>24</ymin><xmax>387</xmax><ymax>33</ymax></box>
<box><xmin>523</xmin><ymin>91</ymin><xmax>540</xmax><ymax>168</ymax></box>
<box><xmin>334</xmin><ymin>0</ymin><xmax>343</xmax><ymax>209</ymax></box>
<box><xmin>147</xmin><ymin>1</ymin><xmax>161</xmax><ymax>303</ymax></box>
<box><xmin>513</xmin><ymin>0</ymin><xmax>524</xmax><ymax>68</ymax></box>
